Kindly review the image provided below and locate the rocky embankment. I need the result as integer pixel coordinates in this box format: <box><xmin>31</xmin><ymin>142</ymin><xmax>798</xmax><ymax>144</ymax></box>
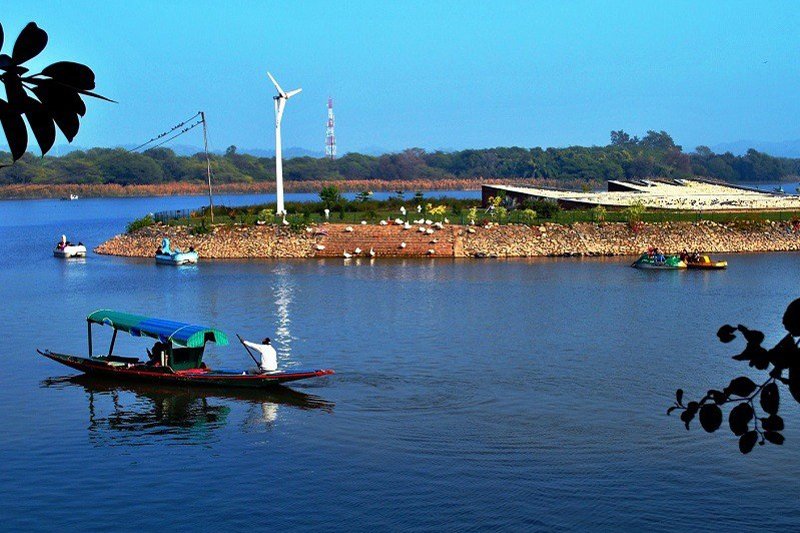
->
<box><xmin>96</xmin><ymin>220</ymin><xmax>800</xmax><ymax>259</ymax></box>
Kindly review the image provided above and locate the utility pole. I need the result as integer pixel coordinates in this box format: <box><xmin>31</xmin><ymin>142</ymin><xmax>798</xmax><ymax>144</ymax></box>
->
<box><xmin>200</xmin><ymin>111</ymin><xmax>214</xmax><ymax>223</ymax></box>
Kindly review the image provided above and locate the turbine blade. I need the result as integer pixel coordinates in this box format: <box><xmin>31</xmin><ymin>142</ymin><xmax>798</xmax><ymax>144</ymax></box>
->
<box><xmin>286</xmin><ymin>88</ymin><xmax>302</xmax><ymax>99</ymax></box>
<box><xmin>267</xmin><ymin>71</ymin><xmax>286</xmax><ymax>97</ymax></box>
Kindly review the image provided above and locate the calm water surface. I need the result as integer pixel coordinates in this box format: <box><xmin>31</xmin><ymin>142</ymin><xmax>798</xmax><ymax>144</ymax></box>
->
<box><xmin>1</xmin><ymin>195</ymin><xmax>799</xmax><ymax>531</ymax></box>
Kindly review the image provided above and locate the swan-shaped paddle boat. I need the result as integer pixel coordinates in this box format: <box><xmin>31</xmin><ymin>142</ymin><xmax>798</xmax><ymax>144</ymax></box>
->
<box><xmin>155</xmin><ymin>238</ymin><xmax>198</xmax><ymax>265</ymax></box>
<box><xmin>54</xmin><ymin>234</ymin><xmax>87</xmax><ymax>258</ymax></box>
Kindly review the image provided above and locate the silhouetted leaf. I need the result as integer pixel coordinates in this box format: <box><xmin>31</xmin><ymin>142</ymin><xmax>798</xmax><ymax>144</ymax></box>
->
<box><xmin>0</xmin><ymin>105</ymin><xmax>27</xmax><ymax>161</ymax></box>
<box><xmin>2</xmin><ymin>76</ymin><xmax>26</xmax><ymax>108</ymax></box>
<box><xmin>51</xmin><ymin>107</ymin><xmax>79</xmax><ymax>142</ymax></box>
<box><xmin>768</xmin><ymin>335</ymin><xmax>797</xmax><ymax>370</ymax></box>
<box><xmin>760</xmin><ymin>382</ymin><xmax>780</xmax><ymax>415</ymax></box>
<box><xmin>739</xmin><ymin>431</ymin><xmax>758</xmax><ymax>454</ymax></box>
<box><xmin>11</xmin><ymin>22</ymin><xmax>47</xmax><ymax>64</ymax></box>
<box><xmin>0</xmin><ymin>23</ymin><xmax>4</xmax><ymax>53</ymax></box>
<box><xmin>717</xmin><ymin>324</ymin><xmax>737</xmax><ymax>343</ymax></box>
<box><xmin>789</xmin><ymin>365</ymin><xmax>800</xmax><ymax>404</ymax></box>
<box><xmin>41</xmin><ymin>61</ymin><xmax>95</xmax><ymax>90</ymax></box>
<box><xmin>666</xmin><ymin>406</ymin><xmax>679</xmax><ymax>415</ymax></box>
<box><xmin>680</xmin><ymin>409</ymin><xmax>695</xmax><ymax>430</ymax></box>
<box><xmin>708</xmin><ymin>389</ymin><xmax>726</xmax><ymax>404</ymax></box>
<box><xmin>737</xmin><ymin>325</ymin><xmax>765</xmax><ymax>346</ymax></box>
<box><xmin>762</xmin><ymin>414</ymin><xmax>784</xmax><ymax>432</ymax></box>
<box><xmin>29</xmin><ymin>80</ymin><xmax>86</xmax><ymax>117</ymax></box>
<box><xmin>726</xmin><ymin>377</ymin><xmax>757</xmax><ymax>397</ymax></box>
<box><xmin>24</xmin><ymin>99</ymin><xmax>55</xmax><ymax>155</ymax></box>
<box><xmin>729</xmin><ymin>403</ymin><xmax>753</xmax><ymax>436</ymax></box>
<box><xmin>764</xmin><ymin>431</ymin><xmax>785</xmax><ymax>445</ymax></box>
<box><xmin>699</xmin><ymin>404</ymin><xmax>722</xmax><ymax>433</ymax></box>
<box><xmin>783</xmin><ymin>298</ymin><xmax>800</xmax><ymax>336</ymax></box>
<box><xmin>675</xmin><ymin>389</ymin><xmax>684</xmax><ymax>406</ymax></box>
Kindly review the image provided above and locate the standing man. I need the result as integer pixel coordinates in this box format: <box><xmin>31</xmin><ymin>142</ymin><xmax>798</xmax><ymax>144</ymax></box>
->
<box><xmin>243</xmin><ymin>337</ymin><xmax>278</xmax><ymax>373</ymax></box>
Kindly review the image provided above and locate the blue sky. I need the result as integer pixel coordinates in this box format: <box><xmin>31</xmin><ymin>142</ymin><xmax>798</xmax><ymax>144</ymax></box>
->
<box><xmin>4</xmin><ymin>1</ymin><xmax>800</xmax><ymax>154</ymax></box>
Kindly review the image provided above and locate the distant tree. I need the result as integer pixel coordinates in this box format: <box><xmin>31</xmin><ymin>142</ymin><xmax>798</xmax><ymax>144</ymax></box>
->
<box><xmin>694</xmin><ymin>145</ymin><xmax>714</xmax><ymax>159</ymax></box>
<box><xmin>0</xmin><ymin>22</ymin><xmax>111</xmax><ymax>162</ymax></box>
<box><xmin>225</xmin><ymin>145</ymin><xmax>237</xmax><ymax>157</ymax></box>
<box><xmin>610</xmin><ymin>130</ymin><xmax>632</xmax><ymax>146</ymax></box>
<box><xmin>319</xmin><ymin>185</ymin><xmax>343</xmax><ymax>208</ymax></box>
<box><xmin>640</xmin><ymin>130</ymin><xmax>678</xmax><ymax>152</ymax></box>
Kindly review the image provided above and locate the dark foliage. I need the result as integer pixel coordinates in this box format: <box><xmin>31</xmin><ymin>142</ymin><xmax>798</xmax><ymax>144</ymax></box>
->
<box><xmin>669</xmin><ymin>298</ymin><xmax>800</xmax><ymax>453</ymax></box>
<box><xmin>3</xmin><ymin>130</ymin><xmax>800</xmax><ymax>185</ymax></box>
<box><xmin>0</xmin><ymin>22</ymin><xmax>111</xmax><ymax>163</ymax></box>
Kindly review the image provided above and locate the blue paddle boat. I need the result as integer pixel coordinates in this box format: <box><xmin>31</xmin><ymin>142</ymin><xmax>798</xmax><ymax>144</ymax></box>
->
<box><xmin>155</xmin><ymin>238</ymin><xmax>198</xmax><ymax>265</ymax></box>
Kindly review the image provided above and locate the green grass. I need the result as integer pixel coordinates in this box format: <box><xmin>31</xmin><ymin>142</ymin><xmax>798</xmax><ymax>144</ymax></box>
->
<box><xmin>148</xmin><ymin>198</ymin><xmax>800</xmax><ymax>230</ymax></box>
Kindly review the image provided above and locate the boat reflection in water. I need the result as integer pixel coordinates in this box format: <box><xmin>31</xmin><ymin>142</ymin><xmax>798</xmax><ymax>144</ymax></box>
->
<box><xmin>42</xmin><ymin>375</ymin><xmax>334</xmax><ymax>445</ymax></box>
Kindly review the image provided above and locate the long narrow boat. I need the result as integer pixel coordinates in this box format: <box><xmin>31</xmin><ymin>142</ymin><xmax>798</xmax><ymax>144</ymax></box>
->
<box><xmin>39</xmin><ymin>310</ymin><xmax>334</xmax><ymax>388</ymax></box>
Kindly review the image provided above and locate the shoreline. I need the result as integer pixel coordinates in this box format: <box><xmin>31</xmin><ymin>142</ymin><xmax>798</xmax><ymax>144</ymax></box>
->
<box><xmin>0</xmin><ymin>179</ymin><xmax>535</xmax><ymax>200</ymax></box>
<box><xmin>96</xmin><ymin>220</ymin><xmax>800</xmax><ymax>259</ymax></box>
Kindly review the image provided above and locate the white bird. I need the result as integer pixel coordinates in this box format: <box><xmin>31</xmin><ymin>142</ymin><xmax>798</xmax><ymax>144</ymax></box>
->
<box><xmin>369</xmin><ymin>247</ymin><xmax>376</xmax><ymax>257</ymax></box>
<box><xmin>417</xmin><ymin>205</ymin><xmax>422</xmax><ymax>213</ymax></box>
<box><xmin>425</xmin><ymin>219</ymin><xmax>433</xmax><ymax>225</ymax></box>
<box><xmin>354</xmin><ymin>247</ymin><xmax>362</xmax><ymax>255</ymax></box>
<box><xmin>427</xmin><ymin>249</ymin><xmax>435</xmax><ymax>255</ymax></box>
<box><xmin>400</xmin><ymin>242</ymin><xmax>407</xmax><ymax>249</ymax></box>
<box><xmin>403</xmin><ymin>222</ymin><xmax>412</xmax><ymax>230</ymax></box>
<box><xmin>343</xmin><ymin>250</ymin><xmax>352</xmax><ymax>259</ymax></box>
<box><xmin>281</xmin><ymin>217</ymin><xmax>290</xmax><ymax>226</ymax></box>
<box><xmin>400</xmin><ymin>206</ymin><xmax>407</xmax><ymax>215</ymax></box>
<box><xmin>430</xmin><ymin>239</ymin><xmax>438</xmax><ymax>244</ymax></box>
<box><xmin>426</xmin><ymin>228</ymin><xmax>434</xmax><ymax>234</ymax></box>
<box><xmin>418</xmin><ymin>226</ymin><xmax>426</xmax><ymax>233</ymax></box>
<box><xmin>315</xmin><ymin>244</ymin><xmax>326</xmax><ymax>251</ymax></box>
<box><xmin>379</xmin><ymin>220</ymin><xmax>389</xmax><ymax>226</ymax></box>
<box><xmin>345</xmin><ymin>226</ymin><xmax>354</xmax><ymax>232</ymax></box>
<box><xmin>394</xmin><ymin>218</ymin><xmax>404</xmax><ymax>225</ymax></box>
<box><xmin>361</xmin><ymin>220</ymin><xmax>367</xmax><ymax>225</ymax></box>
<box><xmin>324</xmin><ymin>208</ymin><xmax>330</xmax><ymax>220</ymax></box>
<box><xmin>414</xmin><ymin>218</ymin><xmax>424</xmax><ymax>224</ymax></box>
<box><xmin>444</xmin><ymin>218</ymin><xmax>449</xmax><ymax>224</ymax></box>
<box><xmin>433</xmin><ymin>222</ymin><xmax>444</xmax><ymax>229</ymax></box>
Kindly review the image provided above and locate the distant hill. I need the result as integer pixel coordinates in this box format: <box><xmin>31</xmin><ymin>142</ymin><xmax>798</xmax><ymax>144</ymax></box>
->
<box><xmin>710</xmin><ymin>140</ymin><xmax>800</xmax><ymax>158</ymax></box>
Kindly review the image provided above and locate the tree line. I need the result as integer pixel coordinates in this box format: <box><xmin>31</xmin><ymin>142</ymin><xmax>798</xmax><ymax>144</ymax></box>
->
<box><xmin>2</xmin><ymin>130</ymin><xmax>799</xmax><ymax>186</ymax></box>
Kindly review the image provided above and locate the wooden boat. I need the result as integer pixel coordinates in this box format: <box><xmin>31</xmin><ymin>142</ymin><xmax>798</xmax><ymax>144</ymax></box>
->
<box><xmin>38</xmin><ymin>310</ymin><xmax>334</xmax><ymax>388</ymax></box>
<box><xmin>631</xmin><ymin>253</ymin><xmax>686</xmax><ymax>270</ymax></box>
<box><xmin>686</xmin><ymin>255</ymin><xmax>727</xmax><ymax>270</ymax></box>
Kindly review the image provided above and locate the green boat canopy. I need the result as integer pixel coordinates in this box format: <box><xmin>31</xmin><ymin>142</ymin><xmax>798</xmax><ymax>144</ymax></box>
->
<box><xmin>87</xmin><ymin>309</ymin><xmax>229</xmax><ymax>348</ymax></box>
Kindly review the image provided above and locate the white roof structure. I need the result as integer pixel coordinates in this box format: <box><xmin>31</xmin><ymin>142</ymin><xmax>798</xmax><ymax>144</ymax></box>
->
<box><xmin>483</xmin><ymin>179</ymin><xmax>800</xmax><ymax>211</ymax></box>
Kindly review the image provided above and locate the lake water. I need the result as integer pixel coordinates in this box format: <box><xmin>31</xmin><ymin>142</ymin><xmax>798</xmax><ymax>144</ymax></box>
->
<box><xmin>1</xmin><ymin>195</ymin><xmax>799</xmax><ymax>531</ymax></box>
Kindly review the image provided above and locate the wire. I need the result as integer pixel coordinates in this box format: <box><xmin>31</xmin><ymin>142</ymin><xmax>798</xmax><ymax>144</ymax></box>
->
<box><xmin>138</xmin><ymin>119</ymin><xmax>204</xmax><ymax>152</ymax></box>
<box><xmin>125</xmin><ymin>112</ymin><xmax>202</xmax><ymax>153</ymax></box>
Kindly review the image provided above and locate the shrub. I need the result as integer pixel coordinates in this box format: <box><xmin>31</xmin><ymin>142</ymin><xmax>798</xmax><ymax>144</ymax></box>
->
<box><xmin>623</xmin><ymin>201</ymin><xmax>645</xmax><ymax>224</ymax></box>
<box><xmin>126</xmin><ymin>214</ymin><xmax>154</xmax><ymax>234</ymax></box>
<box><xmin>591</xmin><ymin>205</ymin><xmax>607</xmax><ymax>222</ymax></box>
<box><xmin>518</xmin><ymin>209</ymin><xmax>538</xmax><ymax>225</ymax></box>
<box><xmin>467</xmin><ymin>206</ymin><xmax>478</xmax><ymax>224</ymax></box>
<box><xmin>257</xmin><ymin>208</ymin><xmax>274</xmax><ymax>223</ymax></box>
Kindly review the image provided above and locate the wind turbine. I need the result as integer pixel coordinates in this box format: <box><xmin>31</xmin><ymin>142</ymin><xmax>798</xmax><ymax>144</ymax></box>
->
<box><xmin>268</xmin><ymin>71</ymin><xmax>302</xmax><ymax>215</ymax></box>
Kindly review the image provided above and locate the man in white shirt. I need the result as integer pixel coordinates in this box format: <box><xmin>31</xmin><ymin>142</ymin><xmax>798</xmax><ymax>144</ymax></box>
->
<box><xmin>243</xmin><ymin>337</ymin><xmax>278</xmax><ymax>373</ymax></box>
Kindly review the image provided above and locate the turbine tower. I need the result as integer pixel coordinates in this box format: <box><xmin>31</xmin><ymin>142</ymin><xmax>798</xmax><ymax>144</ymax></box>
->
<box><xmin>267</xmin><ymin>71</ymin><xmax>302</xmax><ymax>215</ymax></box>
<box><xmin>325</xmin><ymin>97</ymin><xmax>336</xmax><ymax>160</ymax></box>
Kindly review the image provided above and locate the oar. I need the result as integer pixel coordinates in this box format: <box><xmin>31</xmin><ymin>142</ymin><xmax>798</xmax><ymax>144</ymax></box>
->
<box><xmin>236</xmin><ymin>333</ymin><xmax>261</xmax><ymax>369</ymax></box>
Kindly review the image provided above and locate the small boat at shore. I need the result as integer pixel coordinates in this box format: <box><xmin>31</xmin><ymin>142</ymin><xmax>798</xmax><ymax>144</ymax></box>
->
<box><xmin>686</xmin><ymin>255</ymin><xmax>727</xmax><ymax>270</ymax></box>
<box><xmin>54</xmin><ymin>234</ymin><xmax>87</xmax><ymax>258</ymax></box>
<box><xmin>631</xmin><ymin>253</ymin><xmax>686</xmax><ymax>270</ymax></box>
<box><xmin>39</xmin><ymin>310</ymin><xmax>334</xmax><ymax>388</ymax></box>
<box><xmin>155</xmin><ymin>237</ymin><xmax>198</xmax><ymax>265</ymax></box>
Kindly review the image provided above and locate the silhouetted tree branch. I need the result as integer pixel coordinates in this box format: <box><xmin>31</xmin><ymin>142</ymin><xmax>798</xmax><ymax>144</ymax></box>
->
<box><xmin>669</xmin><ymin>299</ymin><xmax>800</xmax><ymax>453</ymax></box>
<box><xmin>0</xmin><ymin>21</ymin><xmax>112</xmax><ymax>163</ymax></box>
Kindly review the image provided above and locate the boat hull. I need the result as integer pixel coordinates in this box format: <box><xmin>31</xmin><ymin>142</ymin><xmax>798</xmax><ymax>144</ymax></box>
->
<box><xmin>155</xmin><ymin>252</ymin><xmax>198</xmax><ymax>265</ymax></box>
<box><xmin>54</xmin><ymin>245</ymin><xmax>87</xmax><ymax>258</ymax></box>
<box><xmin>39</xmin><ymin>350</ymin><xmax>334</xmax><ymax>388</ymax></box>
<box><xmin>687</xmin><ymin>262</ymin><xmax>727</xmax><ymax>270</ymax></box>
